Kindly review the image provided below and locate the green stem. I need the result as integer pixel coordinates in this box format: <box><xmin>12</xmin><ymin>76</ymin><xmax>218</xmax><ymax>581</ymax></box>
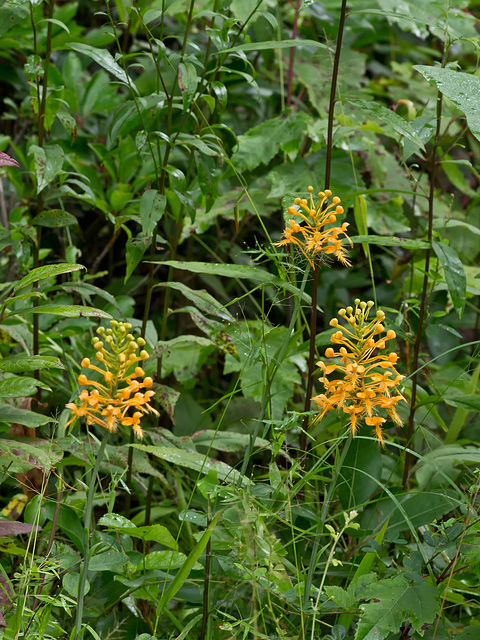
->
<box><xmin>303</xmin><ymin>434</ymin><xmax>352</xmax><ymax>608</ymax></box>
<box><xmin>300</xmin><ymin>0</ymin><xmax>348</xmax><ymax>452</ymax></box>
<box><xmin>74</xmin><ymin>431</ymin><xmax>109</xmax><ymax>640</ymax></box>
<box><xmin>402</xmin><ymin>40</ymin><xmax>448</xmax><ymax>489</ymax></box>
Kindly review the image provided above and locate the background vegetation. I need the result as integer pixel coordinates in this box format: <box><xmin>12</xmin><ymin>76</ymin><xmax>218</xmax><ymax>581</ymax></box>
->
<box><xmin>0</xmin><ymin>0</ymin><xmax>479</xmax><ymax>638</ymax></box>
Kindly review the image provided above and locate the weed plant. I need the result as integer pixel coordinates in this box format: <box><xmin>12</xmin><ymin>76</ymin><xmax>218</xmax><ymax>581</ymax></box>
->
<box><xmin>0</xmin><ymin>0</ymin><xmax>479</xmax><ymax>639</ymax></box>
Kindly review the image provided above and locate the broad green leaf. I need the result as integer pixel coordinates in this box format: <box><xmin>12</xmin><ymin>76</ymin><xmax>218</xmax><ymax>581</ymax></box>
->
<box><xmin>140</xmin><ymin>189</ymin><xmax>166</xmax><ymax>238</ymax></box>
<box><xmin>14</xmin><ymin>263</ymin><xmax>85</xmax><ymax>292</ymax></box>
<box><xmin>150</xmin><ymin>260</ymin><xmax>312</xmax><ymax>303</ymax></box>
<box><xmin>0</xmin><ymin>0</ymin><xmax>30</xmax><ymax>37</ymax></box>
<box><xmin>132</xmin><ymin>444</ymin><xmax>252</xmax><ymax>486</ymax></box>
<box><xmin>348</xmin><ymin>98</ymin><xmax>424</xmax><ymax>148</ymax></box>
<box><xmin>191</xmin><ymin>430</ymin><xmax>270</xmax><ymax>453</ymax></box>
<box><xmin>413</xmin><ymin>66</ymin><xmax>480</xmax><ymax>141</ymax></box>
<box><xmin>98</xmin><ymin>514</ymin><xmax>177</xmax><ymax>548</ymax></box>
<box><xmin>217</xmin><ymin>39</ymin><xmax>330</xmax><ymax>55</ymax></box>
<box><xmin>0</xmin><ymin>437</ymin><xmax>60</xmax><ymax>471</ymax></box>
<box><xmin>68</xmin><ymin>43</ymin><xmax>138</xmax><ymax>94</ymax></box>
<box><xmin>432</xmin><ymin>239</ymin><xmax>466</xmax><ymax>319</ymax></box>
<box><xmin>0</xmin><ymin>376</ymin><xmax>50</xmax><ymax>397</ymax></box>
<box><xmin>178</xmin><ymin>61</ymin><xmax>198</xmax><ymax>111</ymax></box>
<box><xmin>353</xmin><ymin>195</ymin><xmax>370</xmax><ymax>259</ymax></box>
<box><xmin>350</xmin><ymin>235</ymin><xmax>430</xmax><ymax>249</ymax></box>
<box><xmin>155</xmin><ymin>281</ymin><xmax>235</xmax><ymax>323</ymax></box>
<box><xmin>29</xmin><ymin>144</ymin><xmax>64</xmax><ymax>194</ymax></box>
<box><xmin>415</xmin><ymin>445</ymin><xmax>480</xmax><ymax>490</ymax></box>
<box><xmin>0</xmin><ymin>355</ymin><xmax>63</xmax><ymax>373</ymax></box>
<box><xmin>31</xmin><ymin>209</ymin><xmax>77</xmax><ymax>228</ymax></box>
<box><xmin>355</xmin><ymin>574</ymin><xmax>440</xmax><ymax>640</ymax></box>
<box><xmin>88</xmin><ymin>550</ymin><xmax>129</xmax><ymax>572</ymax></box>
<box><xmin>444</xmin><ymin>395</ymin><xmax>480</xmax><ymax>412</ymax></box>
<box><xmin>125</xmin><ymin>236</ymin><xmax>148</xmax><ymax>283</ymax></box>
<box><xmin>156</xmin><ymin>510</ymin><xmax>223</xmax><ymax>617</ymax></box>
<box><xmin>10</xmin><ymin>305</ymin><xmax>112</xmax><ymax>319</ymax></box>
<box><xmin>0</xmin><ymin>405</ymin><xmax>53</xmax><ymax>428</ymax></box>
<box><xmin>231</xmin><ymin>112</ymin><xmax>311</xmax><ymax>172</ymax></box>
<box><xmin>338</xmin><ymin>438</ymin><xmax>382</xmax><ymax>510</ymax></box>
<box><xmin>443</xmin><ymin>219</ymin><xmax>480</xmax><ymax>237</ymax></box>
<box><xmin>142</xmin><ymin>551</ymin><xmax>198</xmax><ymax>571</ymax></box>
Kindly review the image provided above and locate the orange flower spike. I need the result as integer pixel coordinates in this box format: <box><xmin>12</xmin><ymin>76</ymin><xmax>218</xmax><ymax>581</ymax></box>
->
<box><xmin>65</xmin><ymin>320</ymin><xmax>156</xmax><ymax>438</ymax></box>
<box><xmin>274</xmin><ymin>186</ymin><xmax>352</xmax><ymax>269</ymax></box>
<box><xmin>312</xmin><ymin>299</ymin><xmax>406</xmax><ymax>444</ymax></box>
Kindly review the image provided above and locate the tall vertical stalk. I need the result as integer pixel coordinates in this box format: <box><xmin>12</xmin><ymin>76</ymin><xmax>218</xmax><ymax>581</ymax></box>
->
<box><xmin>300</xmin><ymin>0</ymin><xmax>348</xmax><ymax>453</ymax></box>
<box><xmin>402</xmin><ymin>41</ymin><xmax>448</xmax><ymax>489</ymax></box>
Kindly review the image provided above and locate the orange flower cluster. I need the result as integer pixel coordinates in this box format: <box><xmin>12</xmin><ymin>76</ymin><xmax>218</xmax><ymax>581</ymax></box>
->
<box><xmin>274</xmin><ymin>187</ymin><xmax>352</xmax><ymax>268</ymax></box>
<box><xmin>312</xmin><ymin>300</ymin><xmax>406</xmax><ymax>445</ymax></box>
<box><xmin>66</xmin><ymin>320</ymin><xmax>158</xmax><ymax>439</ymax></box>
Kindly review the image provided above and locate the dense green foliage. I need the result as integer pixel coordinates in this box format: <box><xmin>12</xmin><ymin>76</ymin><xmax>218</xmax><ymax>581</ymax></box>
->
<box><xmin>0</xmin><ymin>0</ymin><xmax>479</xmax><ymax>638</ymax></box>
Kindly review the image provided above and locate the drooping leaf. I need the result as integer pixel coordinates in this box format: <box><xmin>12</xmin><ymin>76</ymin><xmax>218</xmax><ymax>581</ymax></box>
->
<box><xmin>10</xmin><ymin>305</ymin><xmax>112</xmax><ymax>319</ymax></box>
<box><xmin>14</xmin><ymin>263</ymin><xmax>85</xmax><ymax>292</ymax></box>
<box><xmin>132</xmin><ymin>444</ymin><xmax>252</xmax><ymax>486</ymax></box>
<box><xmin>348</xmin><ymin>98</ymin><xmax>425</xmax><ymax>148</ymax></box>
<box><xmin>68</xmin><ymin>43</ymin><xmax>138</xmax><ymax>94</ymax></box>
<box><xmin>29</xmin><ymin>144</ymin><xmax>64</xmax><ymax>194</ymax></box>
<box><xmin>355</xmin><ymin>574</ymin><xmax>440</xmax><ymax>640</ymax></box>
<box><xmin>140</xmin><ymin>189</ymin><xmax>166</xmax><ymax>238</ymax></box>
<box><xmin>350</xmin><ymin>235</ymin><xmax>430</xmax><ymax>249</ymax></box>
<box><xmin>98</xmin><ymin>514</ymin><xmax>177</xmax><ymax>548</ymax></box>
<box><xmin>217</xmin><ymin>39</ymin><xmax>330</xmax><ymax>55</ymax></box>
<box><xmin>0</xmin><ymin>406</ymin><xmax>53</xmax><ymax>428</ymax></box>
<box><xmin>31</xmin><ymin>209</ymin><xmax>78</xmax><ymax>228</ymax></box>
<box><xmin>0</xmin><ymin>355</ymin><xmax>63</xmax><ymax>373</ymax></box>
<box><xmin>414</xmin><ymin>66</ymin><xmax>480</xmax><ymax>141</ymax></box>
<box><xmin>0</xmin><ymin>376</ymin><xmax>50</xmax><ymax>398</ymax></box>
<box><xmin>432</xmin><ymin>239</ymin><xmax>466</xmax><ymax>319</ymax></box>
<box><xmin>150</xmin><ymin>260</ymin><xmax>312</xmax><ymax>303</ymax></box>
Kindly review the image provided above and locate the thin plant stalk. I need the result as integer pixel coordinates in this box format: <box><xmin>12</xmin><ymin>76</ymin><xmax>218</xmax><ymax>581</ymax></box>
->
<box><xmin>74</xmin><ymin>431</ymin><xmax>109</xmax><ymax>640</ymax></box>
<box><xmin>402</xmin><ymin>40</ymin><xmax>448</xmax><ymax>489</ymax></box>
<box><xmin>303</xmin><ymin>433</ymin><xmax>352</xmax><ymax>609</ymax></box>
<box><xmin>286</xmin><ymin>0</ymin><xmax>302</xmax><ymax>109</ymax></box>
<box><xmin>300</xmin><ymin>0</ymin><xmax>348</xmax><ymax>453</ymax></box>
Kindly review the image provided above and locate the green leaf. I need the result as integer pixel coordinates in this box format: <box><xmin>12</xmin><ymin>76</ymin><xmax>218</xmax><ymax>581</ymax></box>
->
<box><xmin>0</xmin><ymin>437</ymin><xmax>60</xmax><ymax>471</ymax></box>
<box><xmin>413</xmin><ymin>66</ymin><xmax>480</xmax><ymax>142</ymax></box>
<box><xmin>140</xmin><ymin>190</ymin><xmax>166</xmax><ymax>238</ymax></box>
<box><xmin>347</xmin><ymin>98</ymin><xmax>425</xmax><ymax>148</ymax></box>
<box><xmin>155</xmin><ymin>281</ymin><xmax>235</xmax><ymax>323</ymax></box>
<box><xmin>231</xmin><ymin>112</ymin><xmax>311</xmax><ymax>172</ymax></box>
<box><xmin>415</xmin><ymin>445</ymin><xmax>480</xmax><ymax>490</ymax></box>
<box><xmin>355</xmin><ymin>574</ymin><xmax>440</xmax><ymax>640</ymax></box>
<box><xmin>88</xmin><ymin>550</ymin><xmax>129</xmax><ymax>572</ymax></box>
<box><xmin>349</xmin><ymin>235</ymin><xmax>430</xmax><ymax>249</ymax></box>
<box><xmin>132</xmin><ymin>444</ymin><xmax>252</xmax><ymax>486</ymax></box>
<box><xmin>432</xmin><ymin>239</ymin><xmax>466</xmax><ymax>319</ymax></box>
<box><xmin>125</xmin><ymin>236</ymin><xmax>148</xmax><ymax>283</ymax></box>
<box><xmin>444</xmin><ymin>395</ymin><xmax>480</xmax><ymax>412</ymax></box>
<box><xmin>0</xmin><ymin>355</ymin><xmax>63</xmax><ymax>373</ymax></box>
<box><xmin>0</xmin><ymin>376</ymin><xmax>50</xmax><ymax>398</ymax></box>
<box><xmin>0</xmin><ymin>405</ymin><xmax>53</xmax><ymax>428</ymax></box>
<box><xmin>10</xmin><ymin>305</ymin><xmax>112</xmax><ymax>319</ymax></box>
<box><xmin>0</xmin><ymin>0</ymin><xmax>30</xmax><ymax>37</ymax></box>
<box><xmin>155</xmin><ymin>510</ymin><xmax>223</xmax><ymax>617</ymax></box>
<box><xmin>68</xmin><ymin>43</ymin><xmax>138</xmax><ymax>94</ymax></box>
<box><xmin>191</xmin><ymin>430</ymin><xmax>270</xmax><ymax>453</ymax></box>
<box><xmin>31</xmin><ymin>209</ymin><xmax>78</xmax><ymax>228</ymax></box>
<box><xmin>338</xmin><ymin>438</ymin><xmax>382</xmax><ymax>510</ymax></box>
<box><xmin>150</xmin><ymin>260</ymin><xmax>312</xmax><ymax>304</ymax></box>
<box><xmin>178</xmin><ymin>61</ymin><xmax>198</xmax><ymax>110</ymax></box>
<box><xmin>14</xmin><ymin>263</ymin><xmax>85</xmax><ymax>292</ymax></box>
<box><xmin>29</xmin><ymin>144</ymin><xmax>64</xmax><ymax>194</ymax></box>
<box><xmin>98</xmin><ymin>514</ymin><xmax>178</xmax><ymax>548</ymax></box>
<box><xmin>143</xmin><ymin>551</ymin><xmax>197</xmax><ymax>571</ymax></box>
<box><xmin>216</xmin><ymin>39</ymin><xmax>330</xmax><ymax>55</ymax></box>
